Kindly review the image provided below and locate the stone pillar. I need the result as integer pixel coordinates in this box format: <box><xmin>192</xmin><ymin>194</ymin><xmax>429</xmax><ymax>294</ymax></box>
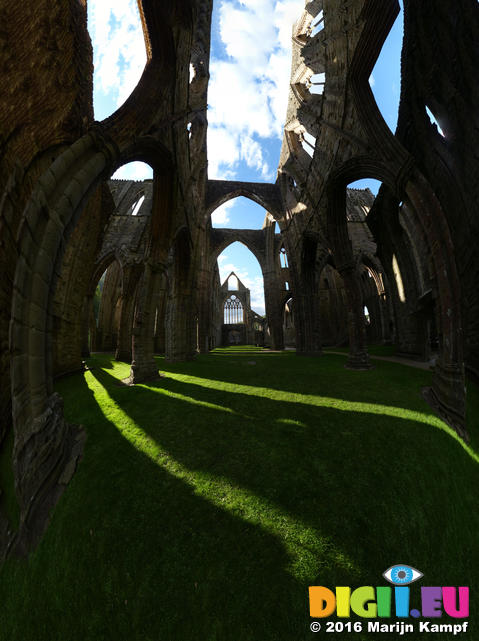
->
<box><xmin>165</xmin><ymin>290</ymin><xmax>197</xmax><ymax>362</ymax></box>
<box><xmin>197</xmin><ymin>267</ymin><xmax>212</xmax><ymax>354</ymax></box>
<box><xmin>128</xmin><ymin>266</ymin><xmax>160</xmax><ymax>384</ymax></box>
<box><xmin>294</xmin><ymin>288</ymin><xmax>322</xmax><ymax>356</ymax></box>
<box><xmin>339</xmin><ymin>264</ymin><xmax>371</xmax><ymax>369</ymax></box>
<box><xmin>154</xmin><ymin>285</ymin><xmax>167</xmax><ymax>354</ymax></box>
<box><xmin>115</xmin><ymin>265</ymin><xmax>141</xmax><ymax>363</ymax></box>
<box><xmin>291</xmin><ymin>257</ymin><xmax>321</xmax><ymax>356</ymax></box>
<box><xmin>115</xmin><ymin>295</ymin><xmax>135</xmax><ymax>362</ymax></box>
<box><xmin>263</xmin><ymin>270</ymin><xmax>284</xmax><ymax>350</ymax></box>
<box><xmin>81</xmin><ymin>296</ymin><xmax>92</xmax><ymax>357</ymax></box>
<box><xmin>427</xmin><ymin>359</ymin><xmax>467</xmax><ymax>440</ymax></box>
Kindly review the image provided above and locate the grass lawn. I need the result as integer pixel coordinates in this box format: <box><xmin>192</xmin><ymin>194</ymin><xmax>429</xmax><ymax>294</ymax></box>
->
<box><xmin>323</xmin><ymin>344</ymin><xmax>400</xmax><ymax>357</ymax></box>
<box><xmin>0</xmin><ymin>349</ymin><xmax>477</xmax><ymax>640</ymax></box>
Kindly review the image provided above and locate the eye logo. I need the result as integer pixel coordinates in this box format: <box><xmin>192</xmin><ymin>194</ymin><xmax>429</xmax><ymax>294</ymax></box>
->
<box><xmin>383</xmin><ymin>564</ymin><xmax>423</xmax><ymax>586</ymax></box>
<box><xmin>309</xmin><ymin>564</ymin><xmax>469</xmax><ymax>621</ymax></box>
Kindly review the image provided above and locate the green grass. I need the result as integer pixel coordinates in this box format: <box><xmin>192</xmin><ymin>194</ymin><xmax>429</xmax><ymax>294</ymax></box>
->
<box><xmin>0</xmin><ymin>349</ymin><xmax>477</xmax><ymax>640</ymax></box>
<box><xmin>323</xmin><ymin>344</ymin><xmax>398</xmax><ymax>357</ymax></box>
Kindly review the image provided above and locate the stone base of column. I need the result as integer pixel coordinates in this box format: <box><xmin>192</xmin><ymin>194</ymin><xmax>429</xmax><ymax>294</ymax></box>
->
<box><xmin>164</xmin><ymin>352</ymin><xmax>196</xmax><ymax>363</ymax></box>
<box><xmin>423</xmin><ymin>360</ymin><xmax>467</xmax><ymax>441</ymax></box>
<box><xmin>115</xmin><ymin>349</ymin><xmax>132</xmax><ymax>363</ymax></box>
<box><xmin>126</xmin><ymin>359</ymin><xmax>160</xmax><ymax>385</ymax></box>
<box><xmin>345</xmin><ymin>351</ymin><xmax>373</xmax><ymax>370</ymax></box>
<box><xmin>8</xmin><ymin>393</ymin><xmax>85</xmax><ymax>557</ymax></box>
<box><xmin>296</xmin><ymin>349</ymin><xmax>322</xmax><ymax>357</ymax></box>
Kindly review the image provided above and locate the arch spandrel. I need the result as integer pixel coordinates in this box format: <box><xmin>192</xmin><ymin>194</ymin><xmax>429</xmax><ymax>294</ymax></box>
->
<box><xmin>206</xmin><ymin>180</ymin><xmax>284</xmax><ymax>222</ymax></box>
<box><xmin>210</xmin><ymin>229</ymin><xmax>267</xmax><ymax>273</ymax></box>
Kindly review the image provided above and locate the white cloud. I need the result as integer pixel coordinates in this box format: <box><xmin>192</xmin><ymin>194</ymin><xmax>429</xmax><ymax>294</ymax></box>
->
<box><xmin>208</xmin><ymin>0</ymin><xmax>304</xmax><ymax>180</ymax></box>
<box><xmin>369</xmin><ymin>74</ymin><xmax>375</xmax><ymax>87</ymax></box>
<box><xmin>207</xmin><ymin>126</ymin><xmax>241</xmax><ymax>179</ymax></box>
<box><xmin>89</xmin><ymin>0</ymin><xmax>304</xmax><ymax>183</ymax></box>
<box><xmin>241</xmin><ymin>136</ymin><xmax>270</xmax><ymax>178</ymax></box>
<box><xmin>219</xmin><ymin>261</ymin><xmax>265</xmax><ymax>315</ymax></box>
<box><xmin>88</xmin><ymin>0</ymin><xmax>146</xmax><ymax>116</ymax></box>
<box><xmin>211</xmin><ymin>200</ymin><xmax>235</xmax><ymax>225</ymax></box>
<box><xmin>112</xmin><ymin>161</ymin><xmax>153</xmax><ymax>181</ymax></box>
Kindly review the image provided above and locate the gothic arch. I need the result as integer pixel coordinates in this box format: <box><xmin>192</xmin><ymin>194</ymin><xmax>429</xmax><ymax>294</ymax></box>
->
<box><xmin>205</xmin><ymin>180</ymin><xmax>283</xmax><ymax>221</ymax></box>
<box><xmin>210</xmin><ymin>234</ymin><xmax>266</xmax><ymax>274</ymax></box>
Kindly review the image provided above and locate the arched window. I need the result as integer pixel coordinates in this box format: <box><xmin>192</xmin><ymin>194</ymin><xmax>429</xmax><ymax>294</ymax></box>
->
<box><xmin>131</xmin><ymin>194</ymin><xmax>145</xmax><ymax>216</ymax></box>
<box><xmin>308</xmin><ymin>72</ymin><xmax>325</xmax><ymax>95</ymax></box>
<box><xmin>426</xmin><ymin>106</ymin><xmax>445</xmax><ymax>138</ymax></box>
<box><xmin>224</xmin><ymin>295</ymin><xmax>243</xmax><ymax>324</ymax></box>
<box><xmin>284</xmin><ymin>298</ymin><xmax>294</xmax><ymax>329</ymax></box>
<box><xmin>280</xmin><ymin>247</ymin><xmax>289</xmax><ymax>268</ymax></box>
<box><xmin>227</xmin><ymin>274</ymin><xmax>239</xmax><ymax>290</ymax></box>
<box><xmin>392</xmin><ymin>254</ymin><xmax>406</xmax><ymax>303</ymax></box>
<box><xmin>364</xmin><ymin>305</ymin><xmax>371</xmax><ymax>325</ymax></box>
<box><xmin>310</xmin><ymin>10</ymin><xmax>324</xmax><ymax>37</ymax></box>
<box><xmin>300</xmin><ymin>131</ymin><xmax>316</xmax><ymax>157</ymax></box>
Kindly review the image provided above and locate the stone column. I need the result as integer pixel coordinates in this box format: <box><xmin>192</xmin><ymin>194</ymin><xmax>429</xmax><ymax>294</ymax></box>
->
<box><xmin>196</xmin><ymin>267</ymin><xmax>212</xmax><ymax>354</ymax></box>
<box><xmin>293</xmin><ymin>288</ymin><xmax>322</xmax><ymax>356</ymax></box>
<box><xmin>115</xmin><ymin>295</ymin><xmax>135</xmax><ymax>362</ymax></box>
<box><xmin>263</xmin><ymin>270</ymin><xmax>284</xmax><ymax>350</ymax></box>
<box><xmin>154</xmin><ymin>285</ymin><xmax>167</xmax><ymax>354</ymax></box>
<box><xmin>128</xmin><ymin>266</ymin><xmax>160</xmax><ymax>384</ymax></box>
<box><xmin>339</xmin><ymin>264</ymin><xmax>371</xmax><ymax>369</ymax></box>
<box><xmin>291</xmin><ymin>257</ymin><xmax>321</xmax><ymax>356</ymax></box>
<box><xmin>81</xmin><ymin>296</ymin><xmax>92</xmax><ymax>357</ymax></box>
<box><xmin>115</xmin><ymin>265</ymin><xmax>141</xmax><ymax>363</ymax></box>
<box><xmin>165</xmin><ymin>290</ymin><xmax>197</xmax><ymax>362</ymax></box>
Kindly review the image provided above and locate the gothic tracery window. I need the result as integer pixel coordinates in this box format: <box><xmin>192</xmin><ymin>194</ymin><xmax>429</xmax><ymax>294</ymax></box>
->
<box><xmin>224</xmin><ymin>295</ymin><xmax>244</xmax><ymax>324</ymax></box>
<box><xmin>130</xmin><ymin>194</ymin><xmax>145</xmax><ymax>216</ymax></box>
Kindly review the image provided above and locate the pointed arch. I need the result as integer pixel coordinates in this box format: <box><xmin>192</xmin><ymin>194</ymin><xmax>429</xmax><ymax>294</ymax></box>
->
<box><xmin>206</xmin><ymin>180</ymin><xmax>283</xmax><ymax>221</ymax></box>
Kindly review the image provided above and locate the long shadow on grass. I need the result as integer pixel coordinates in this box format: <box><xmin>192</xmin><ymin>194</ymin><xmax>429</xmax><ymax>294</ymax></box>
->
<box><xmin>160</xmin><ymin>351</ymin><xmax>479</xmax><ymax>452</ymax></box>
<box><xmin>87</xmin><ymin>361</ymin><xmax>479</xmax><ymax>637</ymax></box>
<box><xmin>0</xmin><ymin>373</ymin><xmax>314</xmax><ymax>641</ymax></box>
<box><xmin>160</xmin><ymin>352</ymin><xmax>435</xmax><ymax>414</ymax></box>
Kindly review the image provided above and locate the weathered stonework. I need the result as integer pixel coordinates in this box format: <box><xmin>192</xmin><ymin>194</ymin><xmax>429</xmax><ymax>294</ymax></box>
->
<box><xmin>0</xmin><ymin>0</ymin><xmax>476</xmax><ymax>555</ymax></box>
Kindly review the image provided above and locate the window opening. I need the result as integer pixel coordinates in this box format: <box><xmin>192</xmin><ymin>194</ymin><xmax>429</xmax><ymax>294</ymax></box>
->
<box><xmin>227</xmin><ymin>274</ymin><xmax>239</xmax><ymax>290</ymax></box>
<box><xmin>280</xmin><ymin>247</ymin><xmax>289</xmax><ymax>268</ymax></box>
<box><xmin>310</xmin><ymin>10</ymin><xmax>324</xmax><ymax>37</ymax></box>
<box><xmin>284</xmin><ymin>298</ymin><xmax>294</xmax><ymax>329</ymax></box>
<box><xmin>308</xmin><ymin>72</ymin><xmax>325</xmax><ymax>95</ymax></box>
<box><xmin>224</xmin><ymin>295</ymin><xmax>244</xmax><ymax>324</ymax></box>
<box><xmin>425</xmin><ymin>106</ymin><xmax>445</xmax><ymax>138</ymax></box>
<box><xmin>392</xmin><ymin>254</ymin><xmax>406</xmax><ymax>302</ymax></box>
<box><xmin>301</xmin><ymin>131</ymin><xmax>316</xmax><ymax>157</ymax></box>
<box><xmin>131</xmin><ymin>194</ymin><xmax>145</xmax><ymax>216</ymax></box>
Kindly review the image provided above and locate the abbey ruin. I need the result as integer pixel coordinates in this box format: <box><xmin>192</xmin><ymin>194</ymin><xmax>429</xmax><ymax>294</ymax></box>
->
<box><xmin>0</xmin><ymin>0</ymin><xmax>478</xmax><ymax>556</ymax></box>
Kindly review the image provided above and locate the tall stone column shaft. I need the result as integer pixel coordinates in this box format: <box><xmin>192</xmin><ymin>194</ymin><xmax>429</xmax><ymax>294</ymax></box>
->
<box><xmin>165</xmin><ymin>290</ymin><xmax>197</xmax><ymax>362</ymax></box>
<box><xmin>115</xmin><ymin>265</ymin><xmax>142</xmax><ymax>363</ymax></box>
<box><xmin>196</xmin><ymin>267</ymin><xmax>212</xmax><ymax>354</ymax></box>
<box><xmin>339</xmin><ymin>265</ymin><xmax>371</xmax><ymax>369</ymax></box>
<box><xmin>128</xmin><ymin>266</ymin><xmax>161</xmax><ymax>384</ymax></box>
<box><xmin>263</xmin><ymin>270</ymin><xmax>284</xmax><ymax>350</ymax></box>
<box><xmin>81</xmin><ymin>296</ymin><xmax>93</xmax><ymax>358</ymax></box>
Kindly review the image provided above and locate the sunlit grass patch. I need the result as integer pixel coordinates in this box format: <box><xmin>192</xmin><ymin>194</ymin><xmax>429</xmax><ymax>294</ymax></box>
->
<box><xmin>0</xmin><ymin>349</ymin><xmax>476</xmax><ymax>641</ymax></box>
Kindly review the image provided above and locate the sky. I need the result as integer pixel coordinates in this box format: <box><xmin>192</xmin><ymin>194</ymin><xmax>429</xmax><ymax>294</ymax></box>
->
<box><xmin>87</xmin><ymin>0</ymin><xmax>404</xmax><ymax>316</ymax></box>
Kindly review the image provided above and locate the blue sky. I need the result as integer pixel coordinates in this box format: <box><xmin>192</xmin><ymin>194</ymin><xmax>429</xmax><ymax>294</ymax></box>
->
<box><xmin>88</xmin><ymin>0</ymin><xmax>404</xmax><ymax>315</ymax></box>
